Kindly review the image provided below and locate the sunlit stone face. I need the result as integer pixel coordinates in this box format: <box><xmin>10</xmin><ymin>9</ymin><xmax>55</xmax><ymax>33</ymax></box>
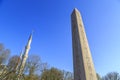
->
<box><xmin>71</xmin><ymin>8</ymin><xmax>97</xmax><ymax>80</ymax></box>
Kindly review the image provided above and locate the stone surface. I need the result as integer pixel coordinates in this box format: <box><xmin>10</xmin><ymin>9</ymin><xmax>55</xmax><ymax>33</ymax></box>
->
<box><xmin>71</xmin><ymin>8</ymin><xmax>97</xmax><ymax>80</ymax></box>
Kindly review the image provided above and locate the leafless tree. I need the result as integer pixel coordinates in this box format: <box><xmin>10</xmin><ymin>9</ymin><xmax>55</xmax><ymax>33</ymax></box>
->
<box><xmin>0</xmin><ymin>43</ymin><xmax>10</xmax><ymax>65</ymax></box>
<box><xmin>62</xmin><ymin>70</ymin><xmax>73</xmax><ymax>80</ymax></box>
<box><xmin>25</xmin><ymin>55</ymin><xmax>41</xmax><ymax>76</ymax></box>
<box><xmin>7</xmin><ymin>55</ymin><xmax>21</xmax><ymax>71</ymax></box>
<box><xmin>102</xmin><ymin>72</ymin><xmax>120</xmax><ymax>80</ymax></box>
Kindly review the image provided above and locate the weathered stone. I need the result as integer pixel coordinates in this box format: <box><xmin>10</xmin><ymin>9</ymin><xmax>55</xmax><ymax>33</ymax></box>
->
<box><xmin>71</xmin><ymin>8</ymin><xmax>97</xmax><ymax>80</ymax></box>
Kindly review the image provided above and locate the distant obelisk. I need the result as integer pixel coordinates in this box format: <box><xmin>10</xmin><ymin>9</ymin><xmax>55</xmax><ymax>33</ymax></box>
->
<box><xmin>71</xmin><ymin>8</ymin><xmax>97</xmax><ymax>80</ymax></box>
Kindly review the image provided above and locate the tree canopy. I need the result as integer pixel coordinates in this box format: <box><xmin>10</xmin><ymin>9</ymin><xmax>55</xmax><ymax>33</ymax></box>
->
<box><xmin>41</xmin><ymin>67</ymin><xmax>63</xmax><ymax>80</ymax></box>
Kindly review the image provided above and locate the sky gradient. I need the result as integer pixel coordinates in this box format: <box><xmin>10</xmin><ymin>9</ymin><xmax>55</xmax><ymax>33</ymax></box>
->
<box><xmin>0</xmin><ymin>0</ymin><xmax>120</xmax><ymax>77</ymax></box>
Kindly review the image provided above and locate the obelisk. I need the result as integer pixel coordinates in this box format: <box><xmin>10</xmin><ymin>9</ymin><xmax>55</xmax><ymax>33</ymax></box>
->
<box><xmin>71</xmin><ymin>8</ymin><xmax>97</xmax><ymax>80</ymax></box>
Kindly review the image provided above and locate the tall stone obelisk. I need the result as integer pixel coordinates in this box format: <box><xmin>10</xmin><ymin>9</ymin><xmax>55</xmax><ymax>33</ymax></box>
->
<box><xmin>71</xmin><ymin>8</ymin><xmax>97</xmax><ymax>80</ymax></box>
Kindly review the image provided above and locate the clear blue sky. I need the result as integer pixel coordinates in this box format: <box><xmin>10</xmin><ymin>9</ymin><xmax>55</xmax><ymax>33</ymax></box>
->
<box><xmin>0</xmin><ymin>0</ymin><xmax>120</xmax><ymax>77</ymax></box>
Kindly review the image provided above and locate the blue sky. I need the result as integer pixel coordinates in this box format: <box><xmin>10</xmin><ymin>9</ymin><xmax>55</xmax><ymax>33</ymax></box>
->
<box><xmin>0</xmin><ymin>0</ymin><xmax>120</xmax><ymax>77</ymax></box>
